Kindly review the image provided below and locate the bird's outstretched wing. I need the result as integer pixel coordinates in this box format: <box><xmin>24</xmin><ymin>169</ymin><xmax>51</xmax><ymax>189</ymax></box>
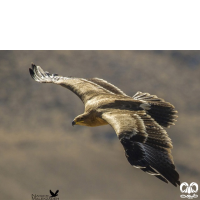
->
<box><xmin>102</xmin><ymin>110</ymin><xmax>180</xmax><ymax>187</ymax></box>
<box><xmin>55</xmin><ymin>190</ymin><xmax>59</xmax><ymax>195</ymax></box>
<box><xmin>29</xmin><ymin>63</ymin><xmax>127</xmax><ymax>104</ymax></box>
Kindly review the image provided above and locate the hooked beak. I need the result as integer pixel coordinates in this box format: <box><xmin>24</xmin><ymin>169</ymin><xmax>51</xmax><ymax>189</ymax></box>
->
<box><xmin>72</xmin><ymin>120</ymin><xmax>76</xmax><ymax>126</ymax></box>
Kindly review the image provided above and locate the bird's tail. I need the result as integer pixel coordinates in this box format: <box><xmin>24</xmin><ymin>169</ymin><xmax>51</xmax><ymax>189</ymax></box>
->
<box><xmin>133</xmin><ymin>92</ymin><xmax>178</xmax><ymax>128</ymax></box>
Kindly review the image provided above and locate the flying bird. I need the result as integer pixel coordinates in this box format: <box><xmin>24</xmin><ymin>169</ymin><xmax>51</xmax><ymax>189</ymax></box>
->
<box><xmin>50</xmin><ymin>190</ymin><xmax>59</xmax><ymax>197</ymax></box>
<box><xmin>29</xmin><ymin>63</ymin><xmax>180</xmax><ymax>187</ymax></box>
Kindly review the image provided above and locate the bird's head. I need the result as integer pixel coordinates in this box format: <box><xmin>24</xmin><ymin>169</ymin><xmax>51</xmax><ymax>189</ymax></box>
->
<box><xmin>72</xmin><ymin>113</ymin><xmax>91</xmax><ymax>126</ymax></box>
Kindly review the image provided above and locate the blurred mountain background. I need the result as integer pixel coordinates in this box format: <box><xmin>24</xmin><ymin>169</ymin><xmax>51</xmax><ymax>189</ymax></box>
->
<box><xmin>0</xmin><ymin>50</ymin><xmax>200</xmax><ymax>200</ymax></box>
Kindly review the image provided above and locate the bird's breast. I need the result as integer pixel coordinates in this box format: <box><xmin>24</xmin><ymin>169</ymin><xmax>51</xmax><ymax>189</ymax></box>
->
<box><xmin>89</xmin><ymin>117</ymin><xmax>108</xmax><ymax>127</ymax></box>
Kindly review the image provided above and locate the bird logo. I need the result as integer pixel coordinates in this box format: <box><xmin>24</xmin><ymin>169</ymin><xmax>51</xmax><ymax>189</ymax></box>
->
<box><xmin>180</xmin><ymin>182</ymin><xmax>198</xmax><ymax>199</ymax></box>
<box><xmin>49</xmin><ymin>190</ymin><xmax>59</xmax><ymax>197</ymax></box>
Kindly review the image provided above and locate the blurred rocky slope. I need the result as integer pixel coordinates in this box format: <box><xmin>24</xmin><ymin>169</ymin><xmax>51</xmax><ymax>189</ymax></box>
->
<box><xmin>0</xmin><ymin>51</ymin><xmax>199</xmax><ymax>200</ymax></box>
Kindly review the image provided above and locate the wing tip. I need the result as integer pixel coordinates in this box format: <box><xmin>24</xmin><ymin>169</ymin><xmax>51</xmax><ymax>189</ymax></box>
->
<box><xmin>29</xmin><ymin>63</ymin><xmax>37</xmax><ymax>78</ymax></box>
<box><xmin>29</xmin><ymin>67</ymin><xmax>33</xmax><ymax>74</ymax></box>
<box><xmin>155</xmin><ymin>172</ymin><xmax>180</xmax><ymax>187</ymax></box>
<box><xmin>31</xmin><ymin>62</ymin><xmax>36</xmax><ymax>68</ymax></box>
<box><xmin>29</xmin><ymin>67</ymin><xmax>36</xmax><ymax>81</ymax></box>
<box><xmin>29</xmin><ymin>63</ymin><xmax>47</xmax><ymax>82</ymax></box>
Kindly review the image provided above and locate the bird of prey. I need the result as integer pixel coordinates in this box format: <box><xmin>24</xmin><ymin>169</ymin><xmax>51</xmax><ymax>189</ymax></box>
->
<box><xmin>50</xmin><ymin>190</ymin><xmax>59</xmax><ymax>197</ymax></box>
<box><xmin>29</xmin><ymin>63</ymin><xmax>180</xmax><ymax>187</ymax></box>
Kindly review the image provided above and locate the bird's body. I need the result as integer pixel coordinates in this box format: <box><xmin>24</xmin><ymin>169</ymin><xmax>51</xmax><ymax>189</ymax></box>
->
<box><xmin>29</xmin><ymin>63</ymin><xmax>180</xmax><ymax>187</ymax></box>
<box><xmin>79</xmin><ymin>95</ymin><xmax>142</xmax><ymax>127</ymax></box>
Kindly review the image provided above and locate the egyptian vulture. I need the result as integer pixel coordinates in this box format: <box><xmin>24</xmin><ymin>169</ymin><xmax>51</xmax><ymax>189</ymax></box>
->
<box><xmin>29</xmin><ymin>63</ymin><xmax>180</xmax><ymax>187</ymax></box>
